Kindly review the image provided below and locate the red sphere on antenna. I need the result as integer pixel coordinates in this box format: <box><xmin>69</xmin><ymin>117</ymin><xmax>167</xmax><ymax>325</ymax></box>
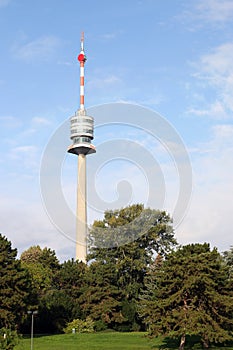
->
<box><xmin>78</xmin><ymin>53</ymin><xmax>85</xmax><ymax>62</ymax></box>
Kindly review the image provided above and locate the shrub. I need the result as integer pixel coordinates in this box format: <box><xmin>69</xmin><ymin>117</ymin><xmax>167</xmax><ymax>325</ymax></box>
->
<box><xmin>0</xmin><ymin>328</ymin><xmax>20</xmax><ymax>350</ymax></box>
<box><xmin>63</xmin><ymin>317</ymin><xmax>94</xmax><ymax>334</ymax></box>
<box><xmin>93</xmin><ymin>320</ymin><xmax>107</xmax><ymax>332</ymax></box>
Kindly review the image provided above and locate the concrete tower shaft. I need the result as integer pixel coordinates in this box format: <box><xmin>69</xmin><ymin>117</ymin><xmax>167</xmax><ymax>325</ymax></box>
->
<box><xmin>76</xmin><ymin>154</ymin><xmax>87</xmax><ymax>262</ymax></box>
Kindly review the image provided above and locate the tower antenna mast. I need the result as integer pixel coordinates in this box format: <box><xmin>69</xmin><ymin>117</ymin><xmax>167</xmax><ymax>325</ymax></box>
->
<box><xmin>78</xmin><ymin>31</ymin><xmax>86</xmax><ymax>111</ymax></box>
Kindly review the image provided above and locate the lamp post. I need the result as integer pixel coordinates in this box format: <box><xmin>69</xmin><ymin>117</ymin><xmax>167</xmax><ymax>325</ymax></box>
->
<box><xmin>27</xmin><ymin>311</ymin><xmax>38</xmax><ymax>350</ymax></box>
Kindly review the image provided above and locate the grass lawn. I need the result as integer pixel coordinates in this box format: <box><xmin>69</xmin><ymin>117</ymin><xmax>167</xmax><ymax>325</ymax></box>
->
<box><xmin>15</xmin><ymin>332</ymin><xmax>161</xmax><ymax>350</ymax></box>
<box><xmin>15</xmin><ymin>332</ymin><xmax>233</xmax><ymax>350</ymax></box>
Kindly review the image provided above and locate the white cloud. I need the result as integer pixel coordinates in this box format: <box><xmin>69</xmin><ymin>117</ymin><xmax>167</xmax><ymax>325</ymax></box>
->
<box><xmin>0</xmin><ymin>0</ymin><xmax>10</xmax><ymax>8</ymax></box>
<box><xmin>187</xmin><ymin>100</ymin><xmax>228</xmax><ymax>120</ymax></box>
<box><xmin>177</xmin><ymin>123</ymin><xmax>233</xmax><ymax>251</ymax></box>
<box><xmin>32</xmin><ymin>116</ymin><xmax>51</xmax><ymax>126</ymax></box>
<box><xmin>13</xmin><ymin>145</ymin><xmax>37</xmax><ymax>153</ymax></box>
<box><xmin>179</xmin><ymin>1</ymin><xmax>233</xmax><ymax>32</ymax></box>
<box><xmin>195</xmin><ymin>0</ymin><xmax>233</xmax><ymax>23</ymax></box>
<box><xmin>57</xmin><ymin>60</ymin><xmax>72</xmax><ymax>66</ymax></box>
<box><xmin>99</xmin><ymin>30</ymin><xmax>124</xmax><ymax>41</ymax></box>
<box><xmin>88</xmin><ymin>74</ymin><xmax>121</xmax><ymax>90</ymax></box>
<box><xmin>0</xmin><ymin>196</ymin><xmax>74</xmax><ymax>261</ymax></box>
<box><xmin>100</xmin><ymin>33</ymin><xmax>117</xmax><ymax>40</ymax></box>
<box><xmin>13</xmin><ymin>36</ymin><xmax>61</xmax><ymax>62</ymax></box>
<box><xmin>9</xmin><ymin>145</ymin><xmax>39</xmax><ymax>171</ymax></box>
<box><xmin>212</xmin><ymin>123</ymin><xmax>233</xmax><ymax>139</ymax></box>
<box><xmin>0</xmin><ymin>116</ymin><xmax>22</xmax><ymax>128</ymax></box>
<box><xmin>198</xmin><ymin>43</ymin><xmax>233</xmax><ymax>77</ymax></box>
<box><xmin>189</xmin><ymin>42</ymin><xmax>233</xmax><ymax>119</ymax></box>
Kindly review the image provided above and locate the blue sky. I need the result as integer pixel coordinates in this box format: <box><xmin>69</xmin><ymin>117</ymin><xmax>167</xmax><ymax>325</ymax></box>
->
<box><xmin>1</xmin><ymin>0</ymin><xmax>233</xmax><ymax>260</ymax></box>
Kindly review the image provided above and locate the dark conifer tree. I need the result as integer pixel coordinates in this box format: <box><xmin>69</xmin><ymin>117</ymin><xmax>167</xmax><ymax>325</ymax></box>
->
<box><xmin>0</xmin><ymin>234</ymin><xmax>32</xmax><ymax>329</ymax></box>
<box><xmin>139</xmin><ymin>243</ymin><xmax>233</xmax><ymax>349</ymax></box>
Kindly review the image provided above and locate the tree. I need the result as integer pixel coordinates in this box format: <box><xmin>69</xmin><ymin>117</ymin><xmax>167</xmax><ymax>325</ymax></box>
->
<box><xmin>88</xmin><ymin>204</ymin><xmax>176</xmax><ymax>330</ymax></box>
<box><xmin>89</xmin><ymin>204</ymin><xmax>176</xmax><ymax>256</ymax></box>
<box><xmin>138</xmin><ymin>243</ymin><xmax>233</xmax><ymax>349</ymax></box>
<box><xmin>0</xmin><ymin>234</ymin><xmax>32</xmax><ymax>329</ymax></box>
<box><xmin>20</xmin><ymin>245</ymin><xmax>61</xmax><ymax>333</ymax></box>
<box><xmin>20</xmin><ymin>245</ymin><xmax>60</xmax><ymax>297</ymax></box>
<box><xmin>55</xmin><ymin>259</ymin><xmax>86</xmax><ymax>303</ymax></box>
<box><xmin>33</xmin><ymin>259</ymin><xmax>88</xmax><ymax>333</ymax></box>
<box><xmin>78</xmin><ymin>261</ymin><xmax>125</xmax><ymax>330</ymax></box>
<box><xmin>222</xmin><ymin>246</ymin><xmax>233</xmax><ymax>279</ymax></box>
<box><xmin>20</xmin><ymin>245</ymin><xmax>43</xmax><ymax>263</ymax></box>
<box><xmin>37</xmin><ymin>289</ymin><xmax>74</xmax><ymax>333</ymax></box>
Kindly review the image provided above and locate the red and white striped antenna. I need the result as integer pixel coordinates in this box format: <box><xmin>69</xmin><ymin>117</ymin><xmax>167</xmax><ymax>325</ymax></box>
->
<box><xmin>77</xmin><ymin>32</ymin><xmax>86</xmax><ymax>110</ymax></box>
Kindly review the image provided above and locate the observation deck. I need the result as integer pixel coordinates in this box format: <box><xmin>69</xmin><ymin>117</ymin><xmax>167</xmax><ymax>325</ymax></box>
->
<box><xmin>68</xmin><ymin>108</ymin><xmax>96</xmax><ymax>156</ymax></box>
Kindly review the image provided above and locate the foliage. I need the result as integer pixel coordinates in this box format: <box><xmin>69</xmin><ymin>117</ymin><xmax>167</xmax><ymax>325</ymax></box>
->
<box><xmin>20</xmin><ymin>245</ymin><xmax>60</xmax><ymax>296</ymax></box>
<box><xmin>21</xmin><ymin>245</ymin><xmax>43</xmax><ymax>263</ymax></box>
<box><xmin>87</xmin><ymin>204</ymin><xmax>176</xmax><ymax>331</ymax></box>
<box><xmin>64</xmin><ymin>317</ymin><xmax>94</xmax><ymax>334</ymax></box>
<box><xmin>30</xmin><ymin>259</ymin><xmax>87</xmax><ymax>334</ymax></box>
<box><xmin>89</xmin><ymin>204</ymin><xmax>176</xmax><ymax>256</ymax></box>
<box><xmin>55</xmin><ymin>259</ymin><xmax>86</xmax><ymax>300</ymax></box>
<box><xmin>223</xmin><ymin>246</ymin><xmax>233</xmax><ymax>279</ymax></box>
<box><xmin>138</xmin><ymin>243</ymin><xmax>233</xmax><ymax>349</ymax></box>
<box><xmin>37</xmin><ymin>290</ymin><xmax>74</xmax><ymax>333</ymax></box>
<box><xmin>78</xmin><ymin>261</ymin><xmax>125</xmax><ymax>328</ymax></box>
<box><xmin>0</xmin><ymin>234</ymin><xmax>32</xmax><ymax>329</ymax></box>
<box><xmin>93</xmin><ymin>320</ymin><xmax>107</xmax><ymax>332</ymax></box>
<box><xmin>0</xmin><ymin>328</ymin><xmax>20</xmax><ymax>350</ymax></box>
<box><xmin>39</xmin><ymin>247</ymin><xmax>60</xmax><ymax>270</ymax></box>
<box><xmin>20</xmin><ymin>245</ymin><xmax>63</xmax><ymax>333</ymax></box>
<box><xmin>21</xmin><ymin>245</ymin><xmax>59</xmax><ymax>269</ymax></box>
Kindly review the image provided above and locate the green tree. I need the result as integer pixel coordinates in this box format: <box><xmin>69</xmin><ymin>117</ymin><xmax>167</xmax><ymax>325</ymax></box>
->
<box><xmin>37</xmin><ymin>289</ymin><xmax>74</xmax><ymax>333</ymax></box>
<box><xmin>39</xmin><ymin>247</ymin><xmax>60</xmax><ymax>270</ymax></box>
<box><xmin>88</xmin><ymin>204</ymin><xmax>176</xmax><ymax>330</ymax></box>
<box><xmin>138</xmin><ymin>243</ymin><xmax>233</xmax><ymax>349</ymax></box>
<box><xmin>20</xmin><ymin>245</ymin><xmax>61</xmax><ymax>333</ymax></box>
<box><xmin>78</xmin><ymin>261</ymin><xmax>125</xmax><ymax>330</ymax></box>
<box><xmin>20</xmin><ymin>246</ymin><xmax>60</xmax><ymax>295</ymax></box>
<box><xmin>223</xmin><ymin>246</ymin><xmax>233</xmax><ymax>279</ymax></box>
<box><xmin>0</xmin><ymin>234</ymin><xmax>32</xmax><ymax>329</ymax></box>
<box><xmin>55</xmin><ymin>259</ymin><xmax>86</xmax><ymax>316</ymax></box>
<box><xmin>20</xmin><ymin>245</ymin><xmax>43</xmax><ymax>263</ymax></box>
<box><xmin>56</xmin><ymin>259</ymin><xmax>86</xmax><ymax>303</ymax></box>
<box><xmin>34</xmin><ymin>259</ymin><xmax>88</xmax><ymax>333</ymax></box>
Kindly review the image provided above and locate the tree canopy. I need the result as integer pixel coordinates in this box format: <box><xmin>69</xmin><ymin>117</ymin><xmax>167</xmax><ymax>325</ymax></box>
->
<box><xmin>0</xmin><ymin>234</ymin><xmax>32</xmax><ymax>329</ymax></box>
<box><xmin>223</xmin><ymin>246</ymin><xmax>233</xmax><ymax>279</ymax></box>
<box><xmin>1</xmin><ymin>205</ymin><xmax>232</xmax><ymax>342</ymax></box>
<box><xmin>138</xmin><ymin>243</ymin><xmax>233</xmax><ymax>349</ymax></box>
<box><xmin>87</xmin><ymin>204</ymin><xmax>177</xmax><ymax>331</ymax></box>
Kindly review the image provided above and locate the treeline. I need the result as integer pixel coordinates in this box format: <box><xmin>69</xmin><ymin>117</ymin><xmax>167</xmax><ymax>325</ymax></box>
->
<box><xmin>0</xmin><ymin>204</ymin><xmax>232</xmax><ymax>349</ymax></box>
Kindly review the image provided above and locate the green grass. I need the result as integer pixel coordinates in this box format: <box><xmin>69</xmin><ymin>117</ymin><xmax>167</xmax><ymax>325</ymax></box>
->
<box><xmin>15</xmin><ymin>332</ymin><xmax>161</xmax><ymax>350</ymax></box>
<box><xmin>15</xmin><ymin>332</ymin><xmax>233</xmax><ymax>350</ymax></box>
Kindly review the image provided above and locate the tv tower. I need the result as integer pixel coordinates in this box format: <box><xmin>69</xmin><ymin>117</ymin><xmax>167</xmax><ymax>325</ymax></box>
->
<box><xmin>67</xmin><ymin>32</ymin><xmax>96</xmax><ymax>262</ymax></box>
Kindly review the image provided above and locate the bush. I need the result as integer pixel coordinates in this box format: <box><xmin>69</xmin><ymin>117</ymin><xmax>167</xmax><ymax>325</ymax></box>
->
<box><xmin>93</xmin><ymin>320</ymin><xmax>107</xmax><ymax>332</ymax></box>
<box><xmin>0</xmin><ymin>328</ymin><xmax>20</xmax><ymax>350</ymax></box>
<box><xmin>63</xmin><ymin>317</ymin><xmax>94</xmax><ymax>334</ymax></box>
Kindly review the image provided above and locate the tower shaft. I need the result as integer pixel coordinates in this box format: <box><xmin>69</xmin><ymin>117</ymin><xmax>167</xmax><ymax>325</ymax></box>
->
<box><xmin>76</xmin><ymin>154</ymin><xmax>87</xmax><ymax>261</ymax></box>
